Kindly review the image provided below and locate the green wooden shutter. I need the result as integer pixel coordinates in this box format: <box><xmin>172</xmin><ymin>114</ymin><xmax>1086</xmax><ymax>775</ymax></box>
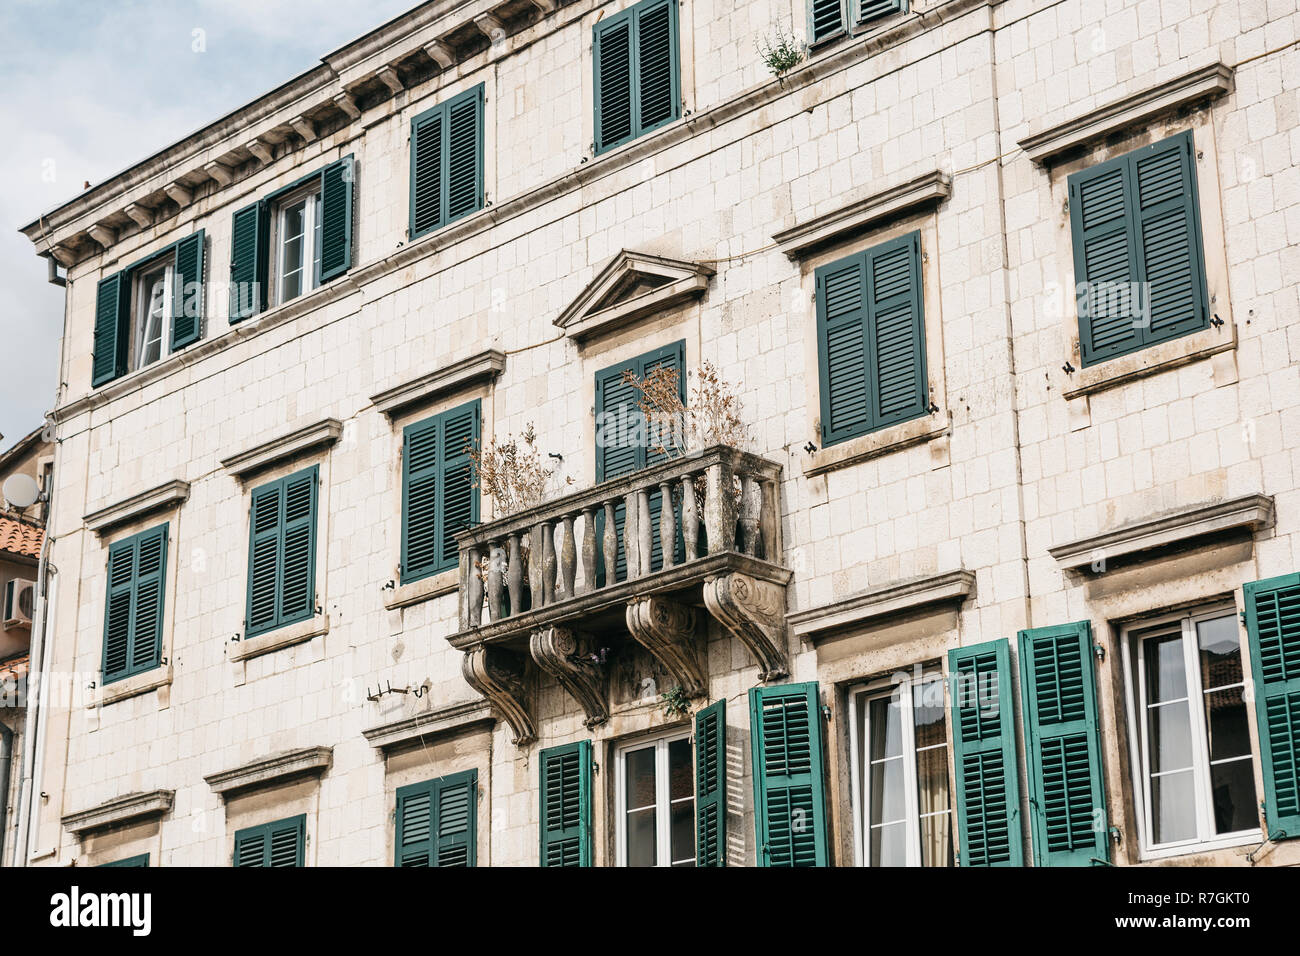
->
<box><xmin>246</xmin><ymin>479</ymin><xmax>283</xmax><ymax>636</ymax></box>
<box><xmin>949</xmin><ymin>639</ymin><xmax>1025</xmax><ymax>866</ymax></box>
<box><xmin>815</xmin><ymin>253</ymin><xmax>869</xmax><ymax>444</ymax></box>
<box><xmin>858</xmin><ymin>0</ymin><xmax>906</xmax><ymax>24</ymax></box>
<box><xmin>808</xmin><ymin>0</ymin><xmax>846</xmax><ymax>44</ymax></box>
<box><xmin>750</xmin><ymin>682</ymin><xmax>828</xmax><ymax>866</ymax></box>
<box><xmin>229</xmin><ymin>200</ymin><xmax>268</xmax><ymax>322</ymax></box>
<box><xmin>1069</xmin><ymin>130</ymin><xmax>1208</xmax><ymax>366</ymax></box>
<box><xmin>1243</xmin><ymin>573</ymin><xmax>1300</xmax><ymax>840</ymax></box>
<box><xmin>102</xmin><ymin>524</ymin><xmax>168</xmax><ymax>684</ymax></box>
<box><xmin>395</xmin><ymin>779</ymin><xmax>435</xmax><ymax>866</ymax></box>
<box><xmin>401</xmin><ymin>400</ymin><xmax>480</xmax><ymax>584</ymax></box>
<box><xmin>695</xmin><ymin>698</ymin><xmax>726</xmax><ymax>866</ymax></box>
<box><xmin>410</xmin><ymin>87</ymin><xmax>484</xmax><ymax>240</ymax></box>
<box><xmin>410</xmin><ymin>105</ymin><xmax>444</xmax><ymax>237</ymax></box>
<box><xmin>593</xmin><ymin>0</ymin><xmax>679</xmax><ymax>155</ymax></box>
<box><xmin>170</xmin><ymin>230</ymin><xmax>205</xmax><ymax>350</ymax></box>
<box><xmin>634</xmin><ymin>0</ymin><xmax>679</xmax><ymax>135</ymax></box>
<box><xmin>434</xmin><ymin>769</ymin><xmax>477</xmax><ymax>866</ymax></box>
<box><xmin>234</xmin><ymin>815</ymin><xmax>305</xmax><ymax>867</ymax></box>
<box><xmin>319</xmin><ymin>155</ymin><xmax>354</xmax><ymax>282</ymax></box>
<box><xmin>92</xmin><ymin>272</ymin><xmax>128</xmax><ymax>387</ymax></box>
<box><xmin>245</xmin><ymin>466</ymin><xmax>317</xmax><ymax>637</ymax></box>
<box><xmin>540</xmin><ymin>740</ymin><xmax>592</xmax><ymax>867</ymax></box>
<box><xmin>1019</xmin><ymin>621</ymin><xmax>1109</xmax><ymax>866</ymax></box>
<box><xmin>865</xmin><ymin>232</ymin><xmax>927</xmax><ymax>429</ymax></box>
<box><xmin>100</xmin><ymin>854</ymin><xmax>149</xmax><ymax>867</ymax></box>
<box><xmin>445</xmin><ymin>88</ymin><xmax>484</xmax><ymax>223</ymax></box>
<box><xmin>593</xmin><ymin>10</ymin><xmax>634</xmax><ymax>154</ymax></box>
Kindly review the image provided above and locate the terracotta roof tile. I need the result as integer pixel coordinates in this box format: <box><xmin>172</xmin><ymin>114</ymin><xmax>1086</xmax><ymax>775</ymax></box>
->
<box><xmin>0</xmin><ymin>516</ymin><xmax>43</xmax><ymax>559</ymax></box>
<box><xmin>0</xmin><ymin>653</ymin><xmax>28</xmax><ymax>684</ymax></box>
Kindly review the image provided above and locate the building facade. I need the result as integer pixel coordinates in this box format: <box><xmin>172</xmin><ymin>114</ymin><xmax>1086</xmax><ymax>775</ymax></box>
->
<box><xmin>15</xmin><ymin>0</ymin><xmax>1300</xmax><ymax>867</ymax></box>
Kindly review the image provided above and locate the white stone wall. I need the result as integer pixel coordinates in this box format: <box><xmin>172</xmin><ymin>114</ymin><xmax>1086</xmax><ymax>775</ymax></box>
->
<box><xmin>28</xmin><ymin>0</ymin><xmax>1300</xmax><ymax>866</ymax></box>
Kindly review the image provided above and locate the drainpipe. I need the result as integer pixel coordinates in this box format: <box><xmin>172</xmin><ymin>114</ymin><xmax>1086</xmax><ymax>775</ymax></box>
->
<box><xmin>0</xmin><ymin>718</ymin><xmax>11</xmax><ymax>867</ymax></box>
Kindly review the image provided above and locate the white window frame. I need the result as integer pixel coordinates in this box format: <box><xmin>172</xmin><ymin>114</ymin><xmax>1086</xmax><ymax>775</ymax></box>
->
<box><xmin>613</xmin><ymin>728</ymin><xmax>694</xmax><ymax>867</ymax></box>
<box><xmin>271</xmin><ymin>183</ymin><xmax>322</xmax><ymax>307</ymax></box>
<box><xmin>131</xmin><ymin>259</ymin><xmax>174</xmax><ymax>371</ymax></box>
<box><xmin>1119</xmin><ymin>602</ymin><xmax>1262</xmax><ymax>860</ymax></box>
<box><xmin>847</xmin><ymin>670</ymin><xmax>951</xmax><ymax>867</ymax></box>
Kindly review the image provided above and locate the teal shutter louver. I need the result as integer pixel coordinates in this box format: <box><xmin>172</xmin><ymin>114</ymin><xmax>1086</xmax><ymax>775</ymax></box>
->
<box><xmin>409</xmin><ymin>85</ymin><xmax>484</xmax><ymax>239</ymax></box>
<box><xmin>815</xmin><ymin>231</ymin><xmax>927</xmax><ymax>445</ymax></box>
<box><xmin>1243</xmin><ymin>573</ymin><xmax>1300</xmax><ymax>841</ymax></box>
<box><xmin>233</xmin><ymin>815</ymin><xmax>306</xmax><ymax>867</ymax></box>
<box><xmin>1019</xmin><ymin>621</ymin><xmax>1110</xmax><ymax>866</ymax></box>
<box><xmin>401</xmin><ymin>399</ymin><xmax>480</xmax><ymax>584</ymax></box>
<box><xmin>92</xmin><ymin>272</ymin><xmax>128</xmax><ymax>387</ymax></box>
<box><xmin>99</xmin><ymin>854</ymin><xmax>149</xmax><ymax>867</ymax></box>
<box><xmin>593</xmin><ymin>340</ymin><xmax>685</xmax><ymax>584</ymax></box>
<box><xmin>593</xmin><ymin>0</ymin><xmax>680</xmax><ymax>155</ymax></box>
<box><xmin>858</xmin><ymin>0</ymin><xmax>906</xmax><ymax>25</ymax></box>
<box><xmin>101</xmin><ymin>524</ymin><xmax>168</xmax><ymax>684</ymax></box>
<box><xmin>750</xmin><ymin>682</ymin><xmax>828</xmax><ymax>866</ymax></box>
<box><xmin>694</xmin><ymin>698</ymin><xmax>727</xmax><ymax>866</ymax></box>
<box><xmin>540</xmin><ymin>740</ymin><xmax>592</xmax><ymax>867</ymax></box>
<box><xmin>949</xmin><ymin>639</ymin><xmax>1025</xmax><ymax>866</ymax></box>
<box><xmin>170</xmin><ymin>229</ymin><xmax>206</xmax><ymax>350</ymax></box>
<box><xmin>228</xmin><ymin>200</ymin><xmax>268</xmax><ymax>322</ymax></box>
<box><xmin>245</xmin><ymin>466</ymin><xmax>318</xmax><ymax>638</ymax></box>
<box><xmin>808</xmin><ymin>0</ymin><xmax>846</xmax><ymax>44</ymax></box>
<box><xmin>396</xmin><ymin>770</ymin><xmax>478</xmax><ymax>867</ymax></box>
<box><xmin>1068</xmin><ymin>129</ymin><xmax>1209</xmax><ymax>366</ymax></box>
<box><xmin>318</xmin><ymin>155</ymin><xmax>354</xmax><ymax>282</ymax></box>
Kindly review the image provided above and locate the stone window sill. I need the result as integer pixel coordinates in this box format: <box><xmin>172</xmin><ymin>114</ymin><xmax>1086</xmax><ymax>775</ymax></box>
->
<box><xmin>383</xmin><ymin>570</ymin><xmax>459</xmax><ymax>610</ymax></box>
<box><xmin>1062</xmin><ymin>321</ymin><xmax>1237</xmax><ymax>402</ymax></box>
<box><xmin>803</xmin><ymin>412</ymin><xmax>950</xmax><ymax>478</ymax></box>
<box><xmin>90</xmin><ymin>666</ymin><xmax>172</xmax><ymax>708</ymax></box>
<box><xmin>231</xmin><ymin>614</ymin><xmax>329</xmax><ymax>662</ymax></box>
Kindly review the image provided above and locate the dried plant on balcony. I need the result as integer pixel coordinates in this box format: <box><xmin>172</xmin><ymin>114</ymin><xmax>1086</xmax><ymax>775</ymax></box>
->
<box><xmin>621</xmin><ymin>359</ymin><xmax>749</xmax><ymax>458</ymax></box>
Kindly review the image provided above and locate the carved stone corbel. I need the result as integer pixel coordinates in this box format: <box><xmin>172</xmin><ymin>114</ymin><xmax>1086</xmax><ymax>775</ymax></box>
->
<box><xmin>625</xmin><ymin>597</ymin><xmax>706</xmax><ymax>698</ymax></box>
<box><xmin>462</xmin><ymin>645</ymin><xmax>535</xmax><ymax>745</ymax></box>
<box><xmin>702</xmin><ymin>572</ymin><xmax>789</xmax><ymax>680</ymax></box>
<box><xmin>529</xmin><ymin>626</ymin><xmax>608</xmax><ymax>727</ymax></box>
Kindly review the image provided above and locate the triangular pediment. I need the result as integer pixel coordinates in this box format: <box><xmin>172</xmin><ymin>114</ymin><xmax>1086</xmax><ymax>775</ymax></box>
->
<box><xmin>555</xmin><ymin>250</ymin><xmax>715</xmax><ymax>342</ymax></box>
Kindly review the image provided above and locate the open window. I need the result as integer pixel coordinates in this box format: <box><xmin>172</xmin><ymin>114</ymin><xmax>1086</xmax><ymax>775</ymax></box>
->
<box><xmin>614</xmin><ymin>729</ymin><xmax>695</xmax><ymax>867</ymax></box>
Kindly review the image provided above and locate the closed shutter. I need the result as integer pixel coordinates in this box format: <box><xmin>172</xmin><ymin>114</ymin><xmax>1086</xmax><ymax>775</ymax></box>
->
<box><xmin>234</xmin><ymin>815</ymin><xmax>306</xmax><ymax>867</ymax></box>
<box><xmin>593</xmin><ymin>0</ymin><xmax>680</xmax><ymax>155</ymax></box>
<box><xmin>816</xmin><ymin>232</ymin><xmax>926</xmax><ymax>445</ymax></box>
<box><xmin>170</xmin><ymin>230</ymin><xmax>205</xmax><ymax>350</ymax></box>
<box><xmin>401</xmin><ymin>400</ymin><xmax>480</xmax><ymax>584</ymax></box>
<box><xmin>694</xmin><ymin>698</ymin><xmax>726</xmax><ymax>866</ymax></box>
<box><xmin>245</xmin><ymin>466</ymin><xmax>318</xmax><ymax>637</ymax></box>
<box><xmin>102</xmin><ymin>524</ymin><xmax>168</xmax><ymax>684</ymax></box>
<box><xmin>409</xmin><ymin>86</ymin><xmax>484</xmax><ymax>239</ymax></box>
<box><xmin>319</xmin><ymin>155</ymin><xmax>354</xmax><ymax>282</ymax></box>
<box><xmin>228</xmin><ymin>200</ymin><xmax>268</xmax><ymax>322</ymax></box>
<box><xmin>1019</xmin><ymin>621</ymin><xmax>1109</xmax><ymax>866</ymax></box>
<box><xmin>750</xmin><ymin>682</ymin><xmax>828</xmax><ymax>866</ymax></box>
<box><xmin>92</xmin><ymin>272</ymin><xmax>128</xmax><ymax>387</ymax></box>
<box><xmin>100</xmin><ymin>854</ymin><xmax>149</xmax><ymax>867</ymax></box>
<box><xmin>949</xmin><ymin>639</ymin><xmax>1024</xmax><ymax>866</ymax></box>
<box><xmin>1243</xmin><ymin>573</ymin><xmax>1300</xmax><ymax>840</ymax></box>
<box><xmin>1068</xmin><ymin>129</ymin><xmax>1208</xmax><ymax>366</ymax></box>
<box><xmin>395</xmin><ymin>780</ymin><xmax>435</xmax><ymax>867</ymax></box>
<box><xmin>540</xmin><ymin>740</ymin><xmax>592</xmax><ymax>867</ymax></box>
<box><xmin>808</xmin><ymin>0</ymin><xmax>845</xmax><ymax>44</ymax></box>
<box><xmin>395</xmin><ymin>770</ymin><xmax>479</xmax><ymax>867</ymax></box>
<box><xmin>858</xmin><ymin>0</ymin><xmax>906</xmax><ymax>25</ymax></box>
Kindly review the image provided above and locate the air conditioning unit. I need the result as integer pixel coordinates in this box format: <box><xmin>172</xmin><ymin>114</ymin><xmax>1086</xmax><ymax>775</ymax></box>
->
<box><xmin>3</xmin><ymin>579</ymin><xmax>35</xmax><ymax>630</ymax></box>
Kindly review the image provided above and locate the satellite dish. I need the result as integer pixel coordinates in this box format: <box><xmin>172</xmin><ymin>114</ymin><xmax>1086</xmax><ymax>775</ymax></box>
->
<box><xmin>2</xmin><ymin>474</ymin><xmax>40</xmax><ymax>510</ymax></box>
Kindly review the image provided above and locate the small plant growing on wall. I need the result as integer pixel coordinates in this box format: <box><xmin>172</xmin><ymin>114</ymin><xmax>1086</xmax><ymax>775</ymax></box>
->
<box><xmin>757</xmin><ymin>25</ymin><xmax>805</xmax><ymax>82</ymax></box>
<box><xmin>661</xmin><ymin>685</ymin><xmax>692</xmax><ymax>719</ymax></box>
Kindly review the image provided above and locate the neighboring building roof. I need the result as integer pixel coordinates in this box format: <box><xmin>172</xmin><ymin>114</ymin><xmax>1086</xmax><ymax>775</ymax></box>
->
<box><xmin>0</xmin><ymin>426</ymin><xmax>46</xmax><ymax>475</ymax></box>
<box><xmin>0</xmin><ymin>516</ymin><xmax>43</xmax><ymax>560</ymax></box>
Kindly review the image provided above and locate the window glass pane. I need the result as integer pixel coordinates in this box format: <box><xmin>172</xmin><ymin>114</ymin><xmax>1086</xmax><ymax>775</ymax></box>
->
<box><xmin>625</xmin><ymin>746</ymin><xmax>656</xmax><ymax>809</ymax></box>
<box><xmin>919</xmin><ymin>813</ymin><xmax>953</xmax><ymax>867</ymax></box>
<box><xmin>667</xmin><ymin>737</ymin><xmax>693</xmax><ymax>801</ymax></box>
<box><xmin>141</xmin><ymin>273</ymin><xmax>165</xmax><ymax>366</ymax></box>
<box><xmin>1143</xmin><ymin>632</ymin><xmax>1188</xmax><ymax>702</ymax></box>
<box><xmin>281</xmin><ymin>199</ymin><xmax>306</xmax><ymax>302</ymax></box>
<box><xmin>870</xmin><ymin>820</ymin><xmax>907</xmax><ymax>867</ymax></box>
<box><xmin>626</xmin><ymin>808</ymin><xmax>656</xmax><ymax>867</ymax></box>
<box><xmin>1203</xmin><ymin>685</ymin><xmax>1252</xmax><ymax>762</ymax></box>
<box><xmin>913</xmin><ymin>678</ymin><xmax>946</xmax><ymax>749</ymax></box>
<box><xmin>1151</xmin><ymin>768</ymin><xmax>1197</xmax><ymax>844</ymax></box>
<box><xmin>1196</xmin><ymin>615</ymin><xmax>1244</xmax><ymax>689</ymax></box>
<box><xmin>869</xmin><ymin>756</ymin><xmax>905</xmax><ymax>827</ymax></box>
<box><xmin>669</xmin><ymin>800</ymin><xmax>694</xmax><ymax>866</ymax></box>
<box><xmin>624</xmin><ymin>745</ymin><xmax>656</xmax><ymax>866</ymax></box>
<box><xmin>869</xmin><ymin>694</ymin><xmax>903</xmax><ymax>758</ymax></box>
<box><xmin>1146</xmin><ymin>700</ymin><xmax>1194</xmax><ymax>773</ymax></box>
<box><xmin>1209</xmin><ymin>757</ymin><xmax>1258</xmax><ymax>835</ymax></box>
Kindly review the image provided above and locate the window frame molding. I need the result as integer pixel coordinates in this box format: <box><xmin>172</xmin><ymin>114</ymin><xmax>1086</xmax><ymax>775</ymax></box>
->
<box><xmin>1118</xmin><ymin>601</ymin><xmax>1263</xmax><ymax>861</ymax></box>
<box><xmin>613</xmin><ymin>726</ymin><xmax>695</xmax><ymax>867</ymax></box>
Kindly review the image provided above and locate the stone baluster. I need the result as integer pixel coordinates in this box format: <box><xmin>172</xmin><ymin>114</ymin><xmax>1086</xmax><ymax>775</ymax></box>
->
<box><xmin>638</xmin><ymin>488</ymin><xmax>653</xmax><ymax>573</ymax></box>
<box><xmin>759</xmin><ymin>478</ymin><xmax>777</xmax><ymax>562</ymax></box>
<box><xmin>659</xmin><ymin>481</ymin><xmax>676</xmax><ymax>569</ymax></box>
<box><xmin>465</xmin><ymin>545</ymin><xmax>483</xmax><ymax>628</ymax></box>
<box><xmin>602</xmin><ymin>500</ymin><xmax>619</xmax><ymax>586</ymax></box>
<box><xmin>739</xmin><ymin>474</ymin><xmax>760</xmax><ymax>557</ymax></box>
<box><xmin>681</xmin><ymin>473</ymin><xmax>699</xmax><ymax>561</ymax></box>
<box><xmin>704</xmin><ymin>457</ymin><xmax>737</xmax><ymax>554</ymax></box>
<box><xmin>558</xmin><ymin>514</ymin><xmax>577</xmax><ymax>600</ymax></box>
<box><xmin>542</xmin><ymin>520</ymin><xmax>558</xmax><ymax>606</ymax></box>
<box><xmin>487</xmin><ymin>541</ymin><xmax>506</xmax><ymax>621</ymax></box>
<box><xmin>507</xmin><ymin>534</ymin><xmax>524</xmax><ymax>617</ymax></box>
<box><xmin>580</xmin><ymin>506</ymin><xmax>597</xmax><ymax>595</ymax></box>
<box><xmin>623</xmin><ymin>492</ymin><xmax>642</xmax><ymax>579</ymax></box>
<box><xmin>528</xmin><ymin>525</ymin><xmax>546</xmax><ymax>609</ymax></box>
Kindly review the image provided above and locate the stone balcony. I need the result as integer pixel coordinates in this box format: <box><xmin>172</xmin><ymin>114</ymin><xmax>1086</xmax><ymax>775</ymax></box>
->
<box><xmin>447</xmin><ymin>445</ymin><xmax>791</xmax><ymax>745</ymax></box>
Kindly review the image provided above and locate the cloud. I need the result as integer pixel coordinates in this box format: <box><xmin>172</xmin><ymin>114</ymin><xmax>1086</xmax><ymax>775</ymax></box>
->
<box><xmin>0</xmin><ymin>0</ymin><xmax>414</xmax><ymax>451</ymax></box>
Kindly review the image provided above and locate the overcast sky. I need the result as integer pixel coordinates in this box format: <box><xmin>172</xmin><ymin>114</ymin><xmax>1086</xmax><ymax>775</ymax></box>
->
<box><xmin>0</xmin><ymin>0</ymin><xmax>416</xmax><ymax>453</ymax></box>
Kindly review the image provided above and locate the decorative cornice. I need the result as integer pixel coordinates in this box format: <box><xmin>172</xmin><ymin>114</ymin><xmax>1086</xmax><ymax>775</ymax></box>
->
<box><xmin>787</xmin><ymin>569</ymin><xmax>975</xmax><ymax>641</ymax></box>
<box><xmin>62</xmin><ymin>790</ymin><xmax>174</xmax><ymax>836</ymax></box>
<box><xmin>220</xmin><ymin>418</ymin><xmax>341</xmax><ymax>481</ymax></box>
<box><xmin>1048</xmin><ymin>494</ymin><xmax>1274</xmax><ymax>572</ymax></box>
<box><xmin>369</xmin><ymin>349</ymin><xmax>505</xmax><ymax>418</ymax></box>
<box><xmin>203</xmin><ymin>746</ymin><xmax>334</xmax><ymax>798</ymax></box>
<box><xmin>773</xmin><ymin>170</ymin><xmax>952</xmax><ymax>258</ymax></box>
<box><xmin>554</xmin><ymin>251</ymin><xmax>716</xmax><ymax>342</ymax></box>
<box><xmin>1018</xmin><ymin>62</ymin><xmax>1234</xmax><ymax>165</ymax></box>
<box><xmin>362</xmin><ymin>699</ymin><xmax>496</xmax><ymax>751</ymax></box>
<box><xmin>84</xmin><ymin>479</ymin><xmax>190</xmax><ymax>536</ymax></box>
